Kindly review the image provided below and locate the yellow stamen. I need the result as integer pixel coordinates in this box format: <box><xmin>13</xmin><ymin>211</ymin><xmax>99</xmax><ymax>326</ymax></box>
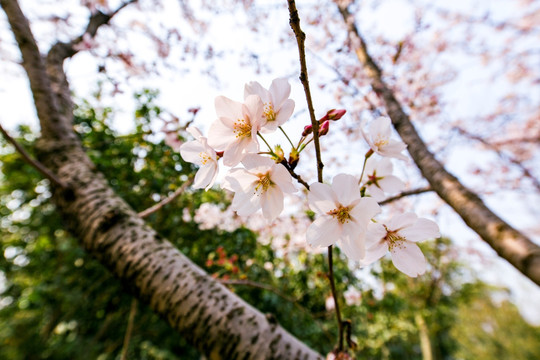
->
<box><xmin>254</xmin><ymin>172</ymin><xmax>273</xmax><ymax>195</ymax></box>
<box><xmin>263</xmin><ymin>103</ymin><xmax>276</xmax><ymax>122</ymax></box>
<box><xmin>233</xmin><ymin>118</ymin><xmax>252</xmax><ymax>139</ymax></box>
<box><xmin>327</xmin><ymin>205</ymin><xmax>352</xmax><ymax>224</ymax></box>
<box><xmin>199</xmin><ymin>152</ymin><xmax>211</xmax><ymax>165</ymax></box>
<box><xmin>384</xmin><ymin>227</ymin><xmax>406</xmax><ymax>250</ymax></box>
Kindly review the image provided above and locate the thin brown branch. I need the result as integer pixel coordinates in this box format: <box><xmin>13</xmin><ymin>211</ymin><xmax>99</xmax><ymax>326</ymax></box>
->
<box><xmin>120</xmin><ymin>298</ymin><xmax>138</xmax><ymax>360</ymax></box>
<box><xmin>335</xmin><ymin>0</ymin><xmax>540</xmax><ymax>286</ymax></box>
<box><xmin>138</xmin><ymin>177</ymin><xmax>193</xmax><ymax>218</ymax></box>
<box><xmin>0</xmin><ymin>123</ymin><xmax>68</xmax><ymax>189</ymax></box>
<box><xmin>379</xmin><ymin>187</ymin><xmax>433</xmax><ymax>206</ymax></box>
<box><xmin>327</xmin><ymin>246</ymin><xmax>344</xmax><ymax>351</ymax></box>
<box><xmin>454</xmin><ymin>126</ymin><xmax>540</xmax><ymax>192</ymax></box>
<box><xmin>287</xmin><ymin>0</ymin><xmax>324</xmax><ymax>183</ymax></box>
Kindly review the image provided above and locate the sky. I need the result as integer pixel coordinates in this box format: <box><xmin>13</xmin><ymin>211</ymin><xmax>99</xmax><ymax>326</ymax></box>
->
<box><xmin>1</xmin><ymin>0</ymin><xmax>539</xmax><ymax>323</ymax></box>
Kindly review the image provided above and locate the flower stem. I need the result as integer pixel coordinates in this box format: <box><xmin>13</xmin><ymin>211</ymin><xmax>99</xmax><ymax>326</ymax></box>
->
<box><xmin>328</xmin><ymin>245</ymin><xmax>344</xmax><ymax>351</ymax></box>
<box><xmin>279</xmin><ymin>126</ymin><xmax>295</xmax><ymax>149</ymax></box>
<box><xmin>358</xmin><ymin>154</ymin><xmax>369</xmax><ymax>186</ymax></box>
<box><xmin>257</xmin><ymin>132</ymin><xmax>274</xmax><ymax>154</ymax></box>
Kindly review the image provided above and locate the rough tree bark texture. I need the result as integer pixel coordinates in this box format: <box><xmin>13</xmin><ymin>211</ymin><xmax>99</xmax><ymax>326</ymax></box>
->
<box><xmin>336</xmin><ymin>2</ymin><xmax>540</xmax><ymax>286</ymax></box>
<box><xmin>0</xmin><ymin>0</ymin><xmax>323</xmax><ymax>358</ymax></box>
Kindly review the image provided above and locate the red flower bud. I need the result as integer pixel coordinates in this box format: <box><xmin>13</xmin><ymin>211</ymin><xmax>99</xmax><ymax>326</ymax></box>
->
<box><xmin>318</xmin><ymin>120</ymin><xmax>330</xmax><ymax>136</ymax></box>
<box><xmin>320</xmin><ymin>109</ymin><xmax>346</xmax><ymax>121</ymax></box>
<box><xmin>302</xmin><ymin>124</ymin><xmax>313</xmax><ymax>137</ymax></box>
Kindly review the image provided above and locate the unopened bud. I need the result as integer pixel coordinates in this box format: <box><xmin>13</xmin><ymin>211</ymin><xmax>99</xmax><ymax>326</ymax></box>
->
<box><xmin>320</xmin><ymin>108</ymin><xmax>346</xmax><ymax>121</ymax></box>
<box><xmin>288</xmin><ymin>148</ymin><xmax>300</xmax><ymax>170</ymax></box>
<box><xmin>318</xmin><ymin>120</ymin><xmax>330</xmax><ymax>136</ymax></box>
<box><xmin>302</xmin><ymin>124</ymin><xmax>313</xmax><ymax>137</ymax></box>
<box><xmin>216</xmin><ymin>150</ymin><xmax>224</xmax><ymax>159</ymax></box>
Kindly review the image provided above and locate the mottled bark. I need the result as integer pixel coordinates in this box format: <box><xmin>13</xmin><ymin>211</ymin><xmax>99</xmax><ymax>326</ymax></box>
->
<box><xmin>1</xmin><ymin>1</ymin><xmax>323</xmax><ymax>358</ymax></box>
<box><xmin>336</xmin><ymin>2</ymin><xmax>540</xmax><ymax>286</ymax></box>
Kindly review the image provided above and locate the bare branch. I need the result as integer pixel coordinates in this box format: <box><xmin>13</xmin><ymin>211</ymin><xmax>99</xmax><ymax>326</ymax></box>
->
<box><xmin>379</xmin><ymin>187</ymin><xmax>433</xmax><ymax>206</ymax></box>
<box><xmin>454</xmin><ymin>126</ymin><xmax>540</xmax><ymax>192</ymax></box>
<box><xmin>0</xmin><ymin>123</ymin><xmax>68</xmax><ymax>189</ymax></box>
<box><xmin>120</xmin><ymin>298</ymin><xmax>138</xmax><ymax>360</ymax></box>
<box><xmin>335</xmin><ymin>0</ymin><xmax>540</xmax><ymax>286</ymax></box>
<box><xmin>287</xmin><ymin>0</ymin><xmax>324</xmax><ymax>183</ymax></box>
<box><xmin>138</xmin><ymin>177</ymin><xmax>193</xmax><ymax>218</ymax></box>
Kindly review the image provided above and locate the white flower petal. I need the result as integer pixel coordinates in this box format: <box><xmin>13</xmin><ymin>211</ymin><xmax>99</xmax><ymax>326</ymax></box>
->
<box><xmin>338</xmin><ymin>235</ymin><xmax>365</xmax><ymax>261</ymax></box>
<box><xmin>308</xmin><ymin>182</ymin><xmax>338</xmax><ymax>214</ymax></box>
<box><xmin>223</xmin><ymin>168</ymin><xmax>257</xmax><ymax>192</ymax></box>
<box><xmin>186</xmin><ymin>126</ymin><xmax>203</xmax><ymax>140</ymax></box>
<box><xmin>179</xmin><ymin>141</ymin><xmax>206</xmax><ymax>165</ymax></box>
<box><xmin>376</xmin><ymin>157</ymin><xmax>394</xmax><ymax>176</ymax></box>
<box><xmin>261</xmin><ymin>186</ymin><xmax>284</xmax><ymax>220</ymax></box>
<box><xmin>306</xmin><ymin>216</ymin><xmax>340</xmax><ymax>247</ymax></box>
<box><xmin>193</xmin><ymin>164</ymin><xmax>216</xmax><ymax>190</ymax></box>
<box><xmin>215</xmin><ymin>95</ymin><xmax>243</xmax><ymax>120</ymax></box>
<box><xmin>365</xmin><ymin>185</ymin><xmax>385</xmax><ymax>202</ymax></box>
<box><xmin>360</xmin><ymin>240</ymin><xmax>388</xmax><ymax>266</ymax></box>
<box><xmin>399</xmin><ymin>218</ymin><xmax>440</xmax><ymax>242</ymax></box>
<box><xmin>332</xmin><ymin>173</ymin><xmax>360</xmax><ymax>206</ymax></box>
<box><xmin>269</xmin><ymin>78</ymin><xmax>291</xmax><ymax>107</ymax></box>
<box><xmin>370</xmin><ymin>117</ymin><xmax>391</xmax><ymax>140</ymax></box>
<box><xmin>390</xmin><ymin>241</ymin><xmax>427</xmax><ymax>277</ymax></box>
<box><xmin>274</xmin><ymin>99</ymin><xmax>295</xmax><ymax>127</ymax></box>
<box><xmin>244</xmin><ymin>81</ymin><xmax>270</xmax><ymax>103</ymax></box>
<box><xmin>365</xmin><ymin>222</ymin><xmax>387</xmax><ymax>247</ymax></box>
<box><xmin>272</xmin><ymin>164</ymin><xmax>297</xmax><ymax>193</ymax></box>
<box><xmin>378</xmin><ymin>175</ymin><xmax>405</xmax><ymax>194</ymax></box>
<box><xmin>349</xmin><ymin>197</ymin><xmax>381</xmax><ymax>224</ymax></box>
<box><xmin>388</xmin><ymin>212</ymin><xmax>418</xmax><ymax>231</ymax></box>
<box><xmin>243</xmin><ymin>94</ymin><xmax>264</xmax><ymax>130</ymax></box>
<box><xmin>242</xmin><ymin>154</ymin><xmax>274</xmax><ymax>170</ymax></box>
<box><xmin>379</xmin><ymin>140</ymin><xmax>408</xmax><ymax>160</ymax></box>
<box><xmin>207</xmin><ymin>118</ymin><xmax>237</xmax><ymax>150</ymax></box>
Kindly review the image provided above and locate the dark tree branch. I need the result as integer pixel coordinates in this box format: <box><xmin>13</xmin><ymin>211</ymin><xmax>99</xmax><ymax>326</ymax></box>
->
<box><xmin>138</xmin><ymin>177</ymin><xmax>193</xmax><ymax>218</ymax></box>
<box><xmin>287</xmin><ymin>0</ymin><xmax>324</xmax><ymax>183</ymax></box>
<box><xmin>335</xmin><ymin>1</ymin><xmax>540</xmax><ymax>286</ymax></box>
<box><xmin>0</xmin><ymin>123</ymin><xmax>68</xmax><ymax>189</ymax></box>
<box><xmin>379</xmin><ymin>187</ymin><xmax>433</xmax><ymax>206</ymax></box>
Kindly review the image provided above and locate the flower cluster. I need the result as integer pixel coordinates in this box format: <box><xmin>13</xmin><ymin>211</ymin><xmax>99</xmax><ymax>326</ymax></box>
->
<box><xmin>178</xmin><ymin>79</ymin><xmax>439</xmax><ymax>277</ymax></box>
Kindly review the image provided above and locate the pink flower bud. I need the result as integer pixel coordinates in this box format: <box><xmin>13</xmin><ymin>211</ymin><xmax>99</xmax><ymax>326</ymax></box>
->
<box><xmin>318</xmin><ymin>120</ymin><xmax>330</xmax><ymax>136</ymax></box>
<box><xmin>302</xmin><ymin>124</ymin><xmax>313</xmax><ymax>137</ymax></box>
<box><xmin>215</xmin><ymin>151</ymin><xmax>224</xmax><ymax>159</ymax></box>
<box><xmin>320</xmin><ymin>109</ymin><xmax>346</xmax><ymax>121</ymax></box>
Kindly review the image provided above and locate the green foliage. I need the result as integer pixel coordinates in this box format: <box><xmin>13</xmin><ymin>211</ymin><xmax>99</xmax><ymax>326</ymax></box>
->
<box><xmin>1</xmin><ymin>93</ymin><xmax>539</xmax><ymax>359</ymax></box>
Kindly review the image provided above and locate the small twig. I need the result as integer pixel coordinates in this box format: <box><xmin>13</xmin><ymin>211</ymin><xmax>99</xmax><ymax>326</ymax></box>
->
<box><xmin>0</xmin><ymin>123</ymin><xmax>68</xmax><ymax>189</ymax></box>
<box><xmin>280</xmin><ymin>160</ymin><xmax>310</xmax><ymax>190</ymax></box>
<box><xmin>454</xmin><ymin>126</ymin><xmax>540</xmax><ymax>192</ymax></box>
<box><xmin>120</xmin><ymin>298</ymin><xmax>138</xmax><ymax>360</ymax></box>
<box><xmin>379</xmin><ymin>186</ymin><xmax>433</xmax><ymax>205</ymax></box>
<box><xmin>138</xmin><ymin>176</ymin><xmax>193</xmax><ymax>218</ymax></box>
<box><xmin>287</xmin><ymin>0</ymin><xmax>324</xmax><ymax>183</ymax></box>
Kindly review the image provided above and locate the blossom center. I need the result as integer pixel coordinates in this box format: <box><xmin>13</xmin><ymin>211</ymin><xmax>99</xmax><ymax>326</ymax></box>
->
<box><xmin>384</xmin><ymin>228</ymin><xmax>406</xmax><ymax>250</ymax></box>
<box><xmin>233</xmin><ymin>118</ymin><xmax>252</xmax><ymax>139</ymax></box>
<box><xmin>263</xmin><ymin>103</ymin><xmax>276</xmax><ymax>122</ymax></box>
<box><xmin>327</xmin><ymin>205</ymin><xmax>352</xmax><ymax>224</ymax></box>
<box><xmin>374</xmin><ymin>137</ymin><xmax>389</xmax><ymax>149</ymax></box>
<box><xmin>254</xmin><ymin>172</ymin><xmax>273</xmax><ymax>194</ymax></box>
<box><xmin>199</xmin><ymin>152</ymin><xmax>211</xmax><ymax>165</ymax></box>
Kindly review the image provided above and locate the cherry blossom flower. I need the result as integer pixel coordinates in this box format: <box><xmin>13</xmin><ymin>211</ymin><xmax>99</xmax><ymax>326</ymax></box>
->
<box><xmin>221</xmin><ymin>154</ymin><xmax>297</xmax><ymax>221</ymax></box>
<box><xmin>244</xmin><ymin>78</ymin><xmax>295</xmax><ymax>132</ymax></box>
<box><xmin>362</xmin><ymin>213</ymin><xmax>440</xmax><ymax>277</ymax></box>
<box><xmin>179</xmin><ymin>126</ymin><xmax>219</xmax><ymax>191</ymax></box>
<box><xmin>361</xmin><ymin>157</ymin><xmax>405</xmax><ymax>201</ymax></box>
<box><xmin>361</xmin><ymin>117</ymin><xmax>408</xmax><ymax>160</ymax></box>
<box><xmin>208</xmin><ymin>95</ymin><xmax>263</xmax><ymax>167</ymax></box>
<box><xmin>307</xmin><ymin>174</ymin><xmax>381</xmax><ymax>260</ymax></box>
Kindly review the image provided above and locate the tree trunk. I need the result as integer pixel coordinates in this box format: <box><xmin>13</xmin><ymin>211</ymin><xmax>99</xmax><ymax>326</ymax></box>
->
<box><xmin>0</xmin><ymin>0</ymin><xmax>323</xmax><ymax>358</ymax></box>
